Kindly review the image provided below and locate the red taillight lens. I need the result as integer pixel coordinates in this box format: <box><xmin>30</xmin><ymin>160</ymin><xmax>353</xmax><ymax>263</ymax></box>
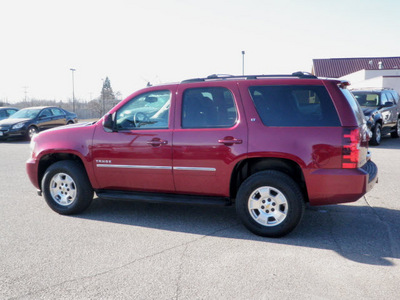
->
<box><xmin>342</xmin><ymin>128</ymin><xmax>360</xmax><ymax>169</ymax></box>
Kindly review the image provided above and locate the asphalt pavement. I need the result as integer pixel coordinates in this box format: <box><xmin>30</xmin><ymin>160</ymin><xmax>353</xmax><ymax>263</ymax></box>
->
<box><xmin>0</xmin><ymin>136</ymin><xmax>399</xmax><ymax>299</ymax></box>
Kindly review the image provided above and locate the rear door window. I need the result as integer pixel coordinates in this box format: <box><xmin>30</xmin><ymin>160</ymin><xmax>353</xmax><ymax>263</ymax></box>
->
<box><xmin>51</xmin><ymin>108</ymin><xmax>65</xmax><ymax>116</ymax></box>
<box><xmin>182</xmin><ymin>87</ymin><xmax>238</xmax><ymax>128</ymax></box>
<box><xmin>249</xmin><ymin>85</ymin><xmax>340</xmax><ymax>127</ymax></box>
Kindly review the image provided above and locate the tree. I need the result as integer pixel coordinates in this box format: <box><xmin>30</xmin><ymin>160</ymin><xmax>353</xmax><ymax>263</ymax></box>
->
<box><xmin>101</xmin><ymin>77</ymin><xmax>116</xmax><ymax>115</ymax></box>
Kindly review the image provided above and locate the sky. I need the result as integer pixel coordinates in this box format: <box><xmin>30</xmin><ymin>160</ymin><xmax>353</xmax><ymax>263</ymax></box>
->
<box><xmin>1</xmin><ymin>0</ymin><xmax>400</xmax><ymax>103</ymax></box>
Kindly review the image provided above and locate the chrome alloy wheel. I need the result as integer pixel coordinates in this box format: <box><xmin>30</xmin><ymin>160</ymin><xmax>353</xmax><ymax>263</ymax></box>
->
<box><xmin>248</xmin><ymin>186</ymin><xmax>288</xmax><ymax>227</ymax></box>
<box><xmin>376</xmin><ymin>126</ymin><xmax>382</xmax><ymax>144</ymax></box>
<box><xmin>28</xmin><ymin>127</ymin><xmax>38</xmax><ymax>139</ymax></box>
<box><xmin>49</xmin><ymin>173</ymin><xmax>77</xmax><ymax>206</ymax></box>
<box><xmin>397</xmin><ymin>119</ymin><xmax>400</xmax><ymax>136</ymax></box>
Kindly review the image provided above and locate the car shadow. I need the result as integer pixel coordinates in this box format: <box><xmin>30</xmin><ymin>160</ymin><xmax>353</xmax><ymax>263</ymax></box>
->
<box><xmin>369</xmin><ymin>135</ymin><xmax>400</xmax><ymax>149</ymax></box>
<box><xmin>74</xmin><ymin>198</ymin><xmax>400</xmax><ymax>266</ymax></box>
<box><xmin>0</xmin><ymin>137</ymin><xmax>29</xmax><ymax>144</ymax></box>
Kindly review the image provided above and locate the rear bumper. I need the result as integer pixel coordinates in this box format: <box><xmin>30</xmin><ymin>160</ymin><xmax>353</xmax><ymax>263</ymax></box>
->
<box><xmin>305</xmin><ymin>160</ymin><xmax>378</xmax><ymax>205</ymax></box>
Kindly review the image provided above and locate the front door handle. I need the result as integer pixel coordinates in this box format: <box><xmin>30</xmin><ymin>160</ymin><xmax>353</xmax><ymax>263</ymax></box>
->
<box><xmin>147</xmin><ymin>138</ymin><xmax>168</xmax><ymax>147</ymax></box>
<box><xmin>218</xmin><ymin>137</ymin><xmax>243</xmax><ymax>146</ymax></box>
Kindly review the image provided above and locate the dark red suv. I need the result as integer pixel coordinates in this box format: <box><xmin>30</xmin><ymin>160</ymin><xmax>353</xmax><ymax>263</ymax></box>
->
<box><xmin>26</xmin><ymin>72</ymin><xmax>378</xmax><ymax>237</ymax></box>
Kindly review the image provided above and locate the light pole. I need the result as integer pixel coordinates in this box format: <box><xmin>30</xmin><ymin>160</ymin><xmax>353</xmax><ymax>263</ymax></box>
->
<box><xmin>242</xmin><ymin>51</ymin><xmax>245</xmax><ymax>75</ymax></box>
<box><xmin>70</xmin><ymin>68</ymin><xmax>76</xmax><ymax>112</ymax></box>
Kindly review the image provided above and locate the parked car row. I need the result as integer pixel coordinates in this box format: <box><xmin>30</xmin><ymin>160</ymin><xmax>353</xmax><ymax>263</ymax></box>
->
<box><xmin>0</xmin><ymin>106</ymin><xmax>78</xmax><ymax>141</ymax></box>
<box><xmin>351</xmin><ymin>88</ymin><xmax>400</xmax><ymax>145</ymax></box>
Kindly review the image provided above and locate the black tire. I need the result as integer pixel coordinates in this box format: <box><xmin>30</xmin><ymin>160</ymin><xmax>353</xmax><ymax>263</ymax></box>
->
<box><xmin>26</xmin><ymin>126</ymin><xmax>39</xmax><ymax>140</ymax></box>
<box><xmin>370</xmin><ymin>123</ymin><xmax>382</xmax><ymax>145</ymax></box>
<box><xmin>390</xmin><ymin>118</ymin><xmax>400</xmax><ymax>138</ymax></box>
<box><xmin>41</xmin><ymin>160</ymin><xmax>93</xmax><ymax>215</ymax></box>
<box><xmin>236</xmin><ymin>170</ymin><xmax>305</xmax><ymax>238</ymax></box>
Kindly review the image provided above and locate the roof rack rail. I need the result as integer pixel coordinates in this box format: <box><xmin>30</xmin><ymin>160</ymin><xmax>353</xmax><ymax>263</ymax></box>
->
<box><xmin>181</xmin><ymin>71</ymin><xmax>317</xmax><ymax>83</ymax></box>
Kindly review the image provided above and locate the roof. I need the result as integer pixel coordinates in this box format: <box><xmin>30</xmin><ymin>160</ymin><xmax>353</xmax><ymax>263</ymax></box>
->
<box><xmin>312</xmin><ymin>57</ymin><xmax>400</xmax><ymax>78</ymax></box>
<box><xmin>181</xmin><ymin>72</ymin><xmax>317</xmax><ymax>83</ymax></box>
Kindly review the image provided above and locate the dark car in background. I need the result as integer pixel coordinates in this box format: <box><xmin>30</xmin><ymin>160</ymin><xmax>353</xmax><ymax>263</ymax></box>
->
<box><xmin>352</xmin><ymin>88</ymin><xmax>400</xmax><ymax>145</ymax></box>
<box><xmin>0</xmin><ymin>107</ymin><xmax>18</xmax><ymax>121</ymax></box>
<box><xmin>0</xmin><ymin>106</ymin><xmax>78</xmax><ymax>140</ymax></box>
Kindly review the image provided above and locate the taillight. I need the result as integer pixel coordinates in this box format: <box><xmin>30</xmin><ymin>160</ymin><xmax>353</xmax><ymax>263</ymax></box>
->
<box><xmin>342</xmin><ymin>128</ymin><xmax>360</xmax><ymax>169</ymax></box>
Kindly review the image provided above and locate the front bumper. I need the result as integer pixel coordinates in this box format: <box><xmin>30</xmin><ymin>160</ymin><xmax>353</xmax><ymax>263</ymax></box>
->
<box><xmin>0</xmin><ymin>127</ymin><xmax>27</xmax><ymax>139</ymax></box>
<box><xmin>26</xmin><ymin>157</ymin><xmax>40</xmax><ymax>190</ymax></box>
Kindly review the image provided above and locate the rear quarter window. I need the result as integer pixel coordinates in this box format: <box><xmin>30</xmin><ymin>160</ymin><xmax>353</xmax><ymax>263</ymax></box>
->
<box><xmin>341</xmin><ymin>89</ymin><xmax>365</xmax><ymax>126</ymax></box>
<box><xmin>249</xmin><ymin>85</ymin><xmax>340</xmax><ymax>127</ymax></box>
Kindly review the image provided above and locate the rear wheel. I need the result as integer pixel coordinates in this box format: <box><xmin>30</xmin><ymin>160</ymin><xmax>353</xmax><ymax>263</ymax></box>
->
<box><xmin>391</xmin><ymin>118</ymin><xmax>400</xmax><ymax>138</ymax></box>
<box><xmin>42</xmin><ymin>160</ymin><xmax>93</xmax><ymax>215</ymax></box>
<box><xmin>236</xmin><ymin>170</ymin><xmax>305</xmax><ymax>237</ymax></box>
<box><xmin>370</xmin><ymin>123</ymin><xmax>382</xmax><ymax>145</ymax></box>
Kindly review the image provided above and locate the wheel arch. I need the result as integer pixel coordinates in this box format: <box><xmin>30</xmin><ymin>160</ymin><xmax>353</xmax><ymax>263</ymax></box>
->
<box><xmin>230</xmin><ymin>157</ymin><xmax>308</xmax><ymax>202</ymax></box>
<box><xmin>37</xmin><ymin>153</ymin><xmax>89</xmax><ymax>191</ymax></box>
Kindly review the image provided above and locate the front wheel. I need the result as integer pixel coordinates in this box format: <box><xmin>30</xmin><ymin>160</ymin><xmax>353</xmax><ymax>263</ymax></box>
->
<box><xmin>236</xmin><ymin>170</ymin><xmax>305</xmax><ymax>237</ymax></box>
<box><xmin>391</xmin><ymin>118</ymin><xmax>400</xmax><ymax>138</ymax></box>
<box><xmin>27</xmin><ymin>126</ymin><xmax>38</xmax><ymax>140</ymax></box>
<box><xmin>370</xmin><ymin>123</ymin><xmax>382</xmax><ymax>145</ymax></box>
<box><xmin>42</xmin><ymin>160</ymin><xmax>94</xmax><ymax>215</ymax></box>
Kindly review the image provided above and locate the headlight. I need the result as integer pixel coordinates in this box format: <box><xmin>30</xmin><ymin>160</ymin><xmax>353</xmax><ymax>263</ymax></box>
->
<box><xmin>12</xmin><ymin>122</ymin><xmax>25</xmax><ymax>129</ymax></box>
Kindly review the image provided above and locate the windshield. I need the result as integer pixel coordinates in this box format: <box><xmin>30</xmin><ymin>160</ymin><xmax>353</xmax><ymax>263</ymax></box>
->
<box><xmin>352</xmin><ymin>92</ymin><xmax>380</xmax><ymax>107</ymax></box>
<box><xmin>11</xmin><ymin>108</ymin><xmax>41</xmax><ymax>119</ymax></box>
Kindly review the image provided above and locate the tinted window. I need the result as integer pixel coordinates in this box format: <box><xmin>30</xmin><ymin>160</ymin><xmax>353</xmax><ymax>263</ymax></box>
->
<box><xmin>7</xmin><ymin>109</ymin><xmax>17</xmax><ymax>116</ymax></box>
<box><xmin>352</xmin><ymin>92</ymin><xmax>379</xmax><ymax>107</ymax></box>
<box><xmin>182</xmin><ymin>87</ymin><xmax>237</xmax><ymax>128</ymax></box>
<box><xmin>51</xmin><ymin>108</ymin><xmax>65</xmax><ymax>116</ymax></box>
<box><xmin>390</xmin><ymin>90</ymin><xmax>399</xmax><ymax>104</ymax></box>
<box><xmin>385</xmin><ymin>91</ymin><xmax>394</xmax><ymax>103</ymax></box>
<box><xmin>380</xmin><ymin>92</ymin><xmax>388</xmax><ymax>105</ymax></box>
<box><xmin>39</xmin><ymin>109</ymin><xmax>52</xmax><ymax>118</ymax></box>
<box><xmin>0</xmin><ymin>110</ymin><xmax>6</xmax><ymax>118</ymax></box>
<box><xmin>116</xmin><ymin>90</ymin><xmax>171</xmax><ymax>130</ymax></box>
<box><xmin>249</xmin><ymin>85</ymin><xmax>340</xmax><ymax>127</ymax></box>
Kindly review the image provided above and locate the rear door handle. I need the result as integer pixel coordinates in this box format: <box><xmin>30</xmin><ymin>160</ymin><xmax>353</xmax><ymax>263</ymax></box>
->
<box><xmin>147</xmin><ymin>138</ymin><xmax>168</xmax><ymax>147</ymax></box>
<box><xmin>218</xmin><ymin>137</ymin><xmax>243</xmax><ymax>145</ymax></box>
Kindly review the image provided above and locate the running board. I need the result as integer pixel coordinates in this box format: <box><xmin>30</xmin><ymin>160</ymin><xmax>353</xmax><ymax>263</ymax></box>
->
<box><xmin>96</xmin><ymin>190</ymin><xmax>232</xmax><ymax>206</ymax></box>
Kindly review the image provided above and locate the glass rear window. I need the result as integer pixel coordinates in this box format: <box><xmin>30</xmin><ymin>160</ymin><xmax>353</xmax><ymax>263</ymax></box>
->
<box><xmin>249</xmin><ymin>85</ymin><xmax>340</xmax><ymax>127</ymax></box>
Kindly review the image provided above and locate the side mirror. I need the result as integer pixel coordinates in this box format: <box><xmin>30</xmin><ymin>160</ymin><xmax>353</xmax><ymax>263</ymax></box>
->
<box><xmin>103</xmin><ymin>113</ymin><xmax>115</xmax><ymax>132</ymax></box>
<box><xmin>384</xmin><ymin>101</ymin><xmax>394</xmax><ymax>107</ymax></box>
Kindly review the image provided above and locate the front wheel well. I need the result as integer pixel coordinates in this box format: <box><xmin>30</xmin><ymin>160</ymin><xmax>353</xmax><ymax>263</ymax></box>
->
<box><xmin>230</xmin><ymin>158</ymin><xmax>307</xmax><ymax>202</ymax></box>
<box><xmin>37</xmin><ymin>153</ymin><xmax>86</xmax><ymax>189</ymax></box>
